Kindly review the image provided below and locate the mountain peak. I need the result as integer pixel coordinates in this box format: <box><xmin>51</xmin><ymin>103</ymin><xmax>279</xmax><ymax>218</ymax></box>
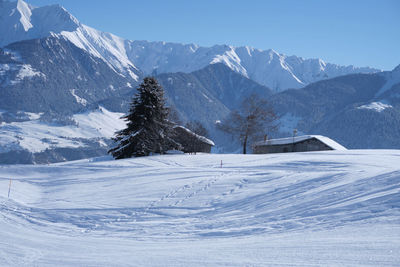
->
<box><xmin>393</xmin><ymin>64</ymin><xmax>400</xmax><ymax>73</ymax></box>
<box><xmin>16</xmin><ymin>0</ymin><xmax>33</xmax><ymax>31</ymax></box>
<box><xmin>0</xmin><ymin>0</ymin><xmax>79</xmax><ymax>47</ymax></box>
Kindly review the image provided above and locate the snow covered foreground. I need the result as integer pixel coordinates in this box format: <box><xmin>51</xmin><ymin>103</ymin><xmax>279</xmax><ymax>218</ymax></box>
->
<box><xmin>0</xmin><ymin>150</ymin><xmax>399</xmax><ymax>266</ymax></box>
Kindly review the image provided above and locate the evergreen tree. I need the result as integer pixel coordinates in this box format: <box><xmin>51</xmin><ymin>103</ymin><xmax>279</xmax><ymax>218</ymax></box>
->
<box><xmin>108</xmin><ymin>77</ymin><xmax>178</xmax><ymax>159</ymax></box>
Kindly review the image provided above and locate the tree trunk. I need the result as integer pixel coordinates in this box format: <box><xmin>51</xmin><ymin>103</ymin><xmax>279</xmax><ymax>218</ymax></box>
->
<box><xmin>243</xmin><ymin>134</ymin><xmax>248</xmax><ymax>154</ymax></box>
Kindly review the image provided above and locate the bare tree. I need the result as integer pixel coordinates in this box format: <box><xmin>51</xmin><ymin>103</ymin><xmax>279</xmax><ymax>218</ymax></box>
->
<box><xmin>217</xmin><ymin>94</ymin><xmax>278</xmax><ymax>154</ymax></box>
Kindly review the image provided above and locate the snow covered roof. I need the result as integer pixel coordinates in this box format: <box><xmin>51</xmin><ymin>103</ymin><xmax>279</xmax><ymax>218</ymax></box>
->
<box><xmin>254</xmin><ymin>135</ymin><xmax>347</xmax><ymax>151</ymax></box>
<box><xmin>173</xmin><ymin>125</ymin><xmax>215</xmax><ymax>146</ymax></box>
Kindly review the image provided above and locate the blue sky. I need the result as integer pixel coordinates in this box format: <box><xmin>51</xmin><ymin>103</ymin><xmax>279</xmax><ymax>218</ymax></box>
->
<box><xmin>28</xmin><ymin>0</ymin><xmax>399</xmax><ymax>70</ymax></box>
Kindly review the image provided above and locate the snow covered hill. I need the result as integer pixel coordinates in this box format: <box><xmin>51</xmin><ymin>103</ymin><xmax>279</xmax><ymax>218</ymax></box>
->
<box><xmin>0</xmin><ymin>151</ymin><xmax>399</xmax><ymax>265</ymax></box>
<box><xmin>0</xmin><ymin>0</ymin><xmax>379</xmax><ymax>91</ymax></box>
<box><xmin>0</xmin><ymin>106</ymin><xmax>125</xmax><ymax>164</ymax></box>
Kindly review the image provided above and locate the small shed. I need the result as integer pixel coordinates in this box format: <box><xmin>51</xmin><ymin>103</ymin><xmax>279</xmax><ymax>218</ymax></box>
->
<box><xmin>173</xmin><ymin>125</ymin><xmax>215</xmax><ymax>153</ymax></box>
<box><xmin>253</xmin><ymin>135</ymin><xmax>346</xmax><ymax>154</ymax></box>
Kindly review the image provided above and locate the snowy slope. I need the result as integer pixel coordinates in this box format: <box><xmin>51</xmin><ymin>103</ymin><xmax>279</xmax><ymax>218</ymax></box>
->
<box><xmin>0</xmin><ymin>151</ymin><xmax>399</xmax><ymax>265</ymax></box>
<box><xmin>60</xmin><ymin>25</ymin><xmax>140</xmax><ymax>80</ymax></box>
<box><xmin>376</xmin><ymin>64</ymin><xmax>400</xmax><ymax>97</ymax></box>
<box><xmin>0</xmin><ymin>107</ymin><xmax>125</xmax><ymax>153</ymax></box>
<box><xmin>0</xmin><ymin>0</ymin><xmax>379</xmax><ymax>91</ymax></box>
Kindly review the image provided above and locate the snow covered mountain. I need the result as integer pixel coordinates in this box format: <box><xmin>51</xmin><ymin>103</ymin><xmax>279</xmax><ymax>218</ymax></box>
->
<box><xmin>156</xmin><ymin>64</ymin><xmax>400</xmax><ymax>151</ymax></box>
<box><xmin>157</xmin><ymin>63</ymin><xmax>273</xmax><ymax>128</ymax></box>
<box><xmin>0</xmin><ymin>0</ymin><xmax>141</xmax><ymax>80</ymax></box>
<box><xmin>0</xmin><ymin>0</ymin><xmax>398</xmax><ymax>164</ymax></box>
<box><xmin>127</xmin><ymin>41</ymin><xmax>379</xmax><ymax>92</ymax></box>
<box><xmin>271</xmin><ymin>64</ymin><xmax>400</xmax><ymax>149</ymax></box>
<box><xmin>0</xmin><ymin>36</ymin><xmax>136</xmax><ymax>114</ymax></box>
<box><xmin>0</xmin><ymin>0</ymin><xmax>79</xmax><ymax>46</ymax></box>
<box><xmin>0</xmin><ymin>60</ymin><xmax>400</xmax><ymax>163</ymax></box>
<box><xmin>0</xmin><ymin>62</ymin><xmax>272</xmax><ymax>164</ymax></box>
<box><xmin>0</xmin><ymin>0</ymin><xmax>379</xmax><ymax>92</ymax></box>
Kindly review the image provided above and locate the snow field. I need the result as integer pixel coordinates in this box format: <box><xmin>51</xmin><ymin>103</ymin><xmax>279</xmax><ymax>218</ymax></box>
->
<box><xmin>0</xmin><ymin>107</ymin><xmax>125</xmax><ymax>153</ymax></box>
<box><xmin>0</xmin><ymin>150</ymin><xmax>399</xmax><ymax>266</ymax></box>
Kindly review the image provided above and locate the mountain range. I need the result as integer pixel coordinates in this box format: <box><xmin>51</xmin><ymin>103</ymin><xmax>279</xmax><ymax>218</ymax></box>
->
<box><xmin>0</xmin><ymin>0</ymin><xmax>379</xmax><ymax>91</ymax></box>
<box><xmin>0</xmin><ymin>0</ymin><xmax>399</xmax><ymax>164</ymax></box>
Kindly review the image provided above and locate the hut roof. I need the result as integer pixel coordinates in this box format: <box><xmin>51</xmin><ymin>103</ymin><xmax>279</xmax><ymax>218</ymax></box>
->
<box><xmin>173</xmin><ymin>125</ymin><xmax>215</xmax><ymax>146</ymax></box>
<box><xmin>254</xmin><ymin>135</ymin><xmax>347</xmax><ymax>151</ymax></box>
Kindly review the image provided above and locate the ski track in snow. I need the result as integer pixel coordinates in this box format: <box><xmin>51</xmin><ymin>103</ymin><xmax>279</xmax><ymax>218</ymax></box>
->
<box><xmin>0</xmin><ymin>150</ymin><xmax>399</xmax><ymax>266</ymax></box>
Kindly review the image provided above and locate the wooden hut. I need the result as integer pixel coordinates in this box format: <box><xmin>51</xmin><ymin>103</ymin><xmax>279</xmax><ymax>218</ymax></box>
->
<box><xmin>173</xmin><ymin>126</ymin><xmax>214</xmax><ymax>153</ymax></box>
<box><xmin>253</xmin><ymin>135</ymin><xmax>346</xmax><ymax>154</ymax></box>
